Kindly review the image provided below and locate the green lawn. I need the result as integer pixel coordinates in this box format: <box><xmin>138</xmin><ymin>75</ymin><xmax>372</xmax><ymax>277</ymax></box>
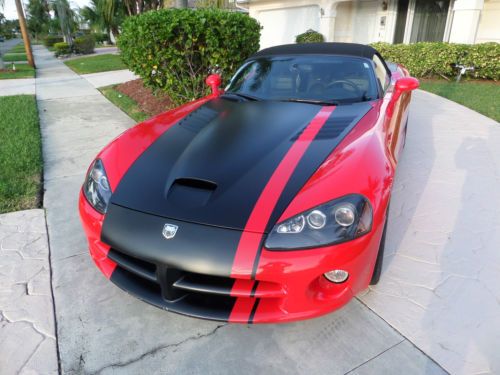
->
<box><xmin>99</xmin><ymin>85</ymin><xmax>149</xmax><ymax>122</ymax></box>
<box><xmin>420</xmin><ymin>80</ymin><xmax>500</xmax><ymax>122</ymax></box>
<box><xmin>0</xmin><ymin>95</ymin><xmax>43</xmax><ymax>213</ymax></box>
<box><xmin>0</xmin><ymin>64</ymin><xmax>35</xmax><ymax>79</ymax></box>
<box><xmin>64</xmin><ymin>54</ymin><xmax>127</xmax><ymax>74</ymax></box>
<box><xmin>2</xmin><ymin>52</ymin><xmax>28</xmax><ymax>62</ymax></box>
<box><xmin>8</xmin><ymin>44</ymin><xmax>26</xmax><ymax>53</ymax></box>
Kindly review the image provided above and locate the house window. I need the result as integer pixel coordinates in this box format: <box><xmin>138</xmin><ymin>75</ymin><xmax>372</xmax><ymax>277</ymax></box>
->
<box><xmin>394</xmin><ymin>0</ymin><xmax>409</xmax><ymax>43</ymax></box>
<box><xmin>393</xmin><ymin>0</ymin><xmax>452</xmax><ymax>43</ymax></box>
<box><xmin>410</xmin><ymin>0</ymin><xmax>451</xmax><ymax>42</ymax></box>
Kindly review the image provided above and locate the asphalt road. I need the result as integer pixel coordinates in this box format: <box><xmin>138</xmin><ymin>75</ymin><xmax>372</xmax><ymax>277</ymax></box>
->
<box><xmin>0</xmin><ymin>37</ymin><xmax>22</xmax><ymax>55</ymax></box>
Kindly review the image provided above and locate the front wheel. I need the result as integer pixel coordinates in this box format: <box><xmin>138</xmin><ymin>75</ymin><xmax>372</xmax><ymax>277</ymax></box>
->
<box><xmin>370</xmin><ymin>211</ymin><xmax>388</xmax><ymax>285</ymax></box>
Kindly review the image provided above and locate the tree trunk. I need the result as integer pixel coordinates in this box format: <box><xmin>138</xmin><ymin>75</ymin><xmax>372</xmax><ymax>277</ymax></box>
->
<box><xmin>15</xmin><ymin>0</ymin><xmax>36</xmax><ymax>68</ymax></box>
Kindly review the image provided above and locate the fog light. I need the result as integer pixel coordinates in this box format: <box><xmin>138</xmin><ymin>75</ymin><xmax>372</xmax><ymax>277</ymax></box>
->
<box><xmin>324</xmin><ymin>270</ymin><xmax>349</xmax><ymax>283</ymax></box>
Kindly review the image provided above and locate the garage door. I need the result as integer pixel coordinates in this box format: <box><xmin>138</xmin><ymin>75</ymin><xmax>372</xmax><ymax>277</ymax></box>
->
<box><xmin>258</xmin><ymin>6</ymin><xmax>320</xmax><ymax>49</ymax></box>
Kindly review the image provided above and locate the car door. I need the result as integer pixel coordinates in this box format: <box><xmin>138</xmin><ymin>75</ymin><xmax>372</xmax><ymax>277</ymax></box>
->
<box><xmin>374</xmin><ymin>55</ymin><xmax>410</xmax><ymax>165</ymax></box>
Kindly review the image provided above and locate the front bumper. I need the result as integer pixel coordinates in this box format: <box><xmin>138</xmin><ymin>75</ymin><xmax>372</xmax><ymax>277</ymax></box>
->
<box><xmin>79</xmin><ymin>191</ymin><xmax>382</xmax><ymax>323</ymax></box>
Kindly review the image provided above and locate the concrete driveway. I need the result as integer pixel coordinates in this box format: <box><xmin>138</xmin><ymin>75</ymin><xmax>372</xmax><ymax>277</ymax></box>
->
<box><xmin>34</xmin><ymin>44</ymin><xmax>500</xmax><ymax>374</ymax></box>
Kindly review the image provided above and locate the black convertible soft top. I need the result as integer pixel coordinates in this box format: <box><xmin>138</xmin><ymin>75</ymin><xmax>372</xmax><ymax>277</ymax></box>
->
<box><xmin>252</xmin><ymin>42</ymin><xmax>378</xmax><ymax>59</ymax></box>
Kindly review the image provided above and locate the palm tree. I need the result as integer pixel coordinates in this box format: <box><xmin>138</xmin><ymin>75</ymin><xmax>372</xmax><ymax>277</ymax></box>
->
<box><xmin>81</xmin><ymin>0</ymin><xmax>124</xmax><ymax>40</ymax></box>
<box><xmin>52</xmin><ymin>0</ymin><xmax>76</xmax><ymax>46</ymax></box>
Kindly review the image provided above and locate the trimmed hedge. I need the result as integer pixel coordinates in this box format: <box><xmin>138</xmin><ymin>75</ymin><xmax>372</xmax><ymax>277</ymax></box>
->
<box><xmin>43</xmin><ymin>35</ymin><xmax>63</xmax><ymax>47</ymax></box>
<box><xmin>372</xmin><ymin>42</ymin><xmax>500</xmax><ymax>80</ymax></box>
<box><xmin>296</xmin><ymin>29</ymin><xmax>324</xmax><ymax>43</ymax></box>
<box><xmin>93</xmin><ymin>32</ymin><xmax>109</xmax><ymax>44</ymax></box>
<box><xmin>54</xmin><ymin>42</ymin><xmax>71</xmax><ymax>57</ymax></box>
<box><xmin>74</xmin><ymin>35</ymin><xmax>95</xmax><ymax>55</ymax></box>
<box><xmin>119</xmin><ymin>8</ymin><xmax>261</xmax><ymax>105</ymax></box>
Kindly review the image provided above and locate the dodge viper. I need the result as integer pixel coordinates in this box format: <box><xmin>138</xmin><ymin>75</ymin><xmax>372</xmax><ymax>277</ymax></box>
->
<box><xmin>79</xmin><ymin>43</ymin><xmax>419</xmax><ymax>323</ymax></box>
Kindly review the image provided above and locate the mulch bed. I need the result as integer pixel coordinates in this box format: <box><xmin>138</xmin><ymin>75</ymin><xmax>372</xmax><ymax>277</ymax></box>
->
<box><xmin>115</xmin><ymin>79</ymin><xmax>173</xmax><ymax>116</ymax></box>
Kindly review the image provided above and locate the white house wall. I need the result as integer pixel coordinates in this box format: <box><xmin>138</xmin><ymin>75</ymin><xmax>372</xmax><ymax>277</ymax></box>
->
<box><xmin>256</xmin><ymin>5</ymin><xmax>321</xmax><ymax>48</ymax></box>
<box><xmin>249</xmin><ymin>0</ymin><xmax>393</xmax><ymax>48</ymax></box>
<box><xmin>476</xmin><ymin>0</ymin><xmax>500</xmax><ymax>42</ymax></box>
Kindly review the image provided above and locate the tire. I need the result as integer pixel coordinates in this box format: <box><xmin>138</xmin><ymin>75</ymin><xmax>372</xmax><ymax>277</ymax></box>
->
<box><xmin>402</xmin><ymin>118</ymin><xmax>409</xmax><ymax>149</ymax></box>
<box><xmin>370</xmin><ymin>210</ymin><xmax>388</xmax><ymax>285</ymax></box>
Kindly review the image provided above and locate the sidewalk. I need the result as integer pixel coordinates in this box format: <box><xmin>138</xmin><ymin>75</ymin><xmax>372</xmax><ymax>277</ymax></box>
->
<box><xmin>81</xmin><ymin>69</ymin><xmax>138</xmax><ymax>88</ymax></box>
<box><xmin>34</xmin><ymin>44</ymin><xmax>447</xmax><ymax>374</ymax></box>
<box><xmin>0</xmin><ymin>209</ymin><xmax>58</xmax><ymax>374</ymax></box>
<box><xmin>0</xmin><ymin>78</ymin><xmax>35</xmax><ymax>96</ymax></box>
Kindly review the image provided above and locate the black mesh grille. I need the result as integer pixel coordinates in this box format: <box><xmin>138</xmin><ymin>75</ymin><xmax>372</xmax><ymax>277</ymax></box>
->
<box><xmin>109</xmin><ymin>248</ymin><xmax>234</xmax><ymax>302</ymax></box>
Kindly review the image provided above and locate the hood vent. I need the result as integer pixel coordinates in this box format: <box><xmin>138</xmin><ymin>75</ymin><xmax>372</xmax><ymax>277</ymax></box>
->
<box><xmin>178</xmin><ymin>106</ymin><xmax>219</xmax><ymax>133</ymax></box>
<box><xmin>167</xmin><ymin>178</ymin><xmax>217</xmax><ymax>208</ymax></box>
<box><xmin>291</xmin><ymin>115</ymin><xmax>356</xmax><ymax>141</ymax></box>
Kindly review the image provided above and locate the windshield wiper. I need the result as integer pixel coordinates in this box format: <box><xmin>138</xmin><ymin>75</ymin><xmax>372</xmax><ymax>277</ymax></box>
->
<box><xmin>279</xmin><ymin>98</ymin><xmax>340</xmax><ymax>106</ymax></box>
<box><xmin>222</xmin><ymin>92</ymin><xmax>262</xmax><ymax>101</ymax></box>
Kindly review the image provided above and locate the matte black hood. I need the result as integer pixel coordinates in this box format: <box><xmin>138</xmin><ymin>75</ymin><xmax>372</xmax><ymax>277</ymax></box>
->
<box><xmin>109</xmin><ymin>98</ymin><xmax>372</xmax><ymax>232</ymax></box>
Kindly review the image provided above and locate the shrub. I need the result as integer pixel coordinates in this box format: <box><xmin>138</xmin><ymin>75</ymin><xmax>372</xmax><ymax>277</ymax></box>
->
<box><xmin>43</xmin><ymin>35</ymin><xmax>63</xmax><ymax>47</ymax></box>
<box><xmin>119</xmin><ymin>8</ymin><xmax>261</xmax><ymax>105</ymax></box>
<box><xmin>54</xmin><ymin>42</ymin><xmax>71</xmax><ymax>57</ymax></box>
<box><xmin>93</xmin><ymin>32</ymin><xmax>109</xmax><ymax>44</ymax></box>
<box><xmin>296</xmin><ymin>29</ymin><xmax>324</xmax><ymax>43</ymax></box>
<box><xmin>73</xmin><ymin>35</ymin><xmax>95</xmax><ymax>55</ymax></box>
<box><xmin>371</xmin><ymin>42</ymin><xmax>500</xmax><ymax>80</ymax></box>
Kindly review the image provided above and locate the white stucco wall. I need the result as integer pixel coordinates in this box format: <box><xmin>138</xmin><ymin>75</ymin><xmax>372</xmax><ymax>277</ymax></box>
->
<box><xmin>476</xmin><ymin>0</ymin><xmax>500</xmax><ymax>42</ymax></box>
<box><xmin>449</xmin><ymin>0</ymin><xmax>484</xmax><ymax>43</ymax></box>
<box><xmin>247</xmin><ymin>0</ymin><xmax>500</xmax><ymax>46</ymax></box>
<box><xmin>248</xmin><ymin>0</ymin><xmax>391</xmax><ymax>48</ymax></box>
<box><xmin>255</xmin><ymin>5</ymin><xmax>321</xmax><ymax>48</ymax></box>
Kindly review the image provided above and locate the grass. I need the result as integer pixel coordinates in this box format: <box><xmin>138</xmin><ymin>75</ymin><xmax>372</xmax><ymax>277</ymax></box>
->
<box><xmin>2</xmin><ymin>52</ymin><xmax>28</xmax><ymax>62</ymax></box>
<box><xmin>420</xmin><ymin>80</ymin><xmax>500</xmax><ymax>122</ymax></box>
<box><xmin>0</xmin><ymin>95</ymin><xmax>43</xmax><ymax>213</ymax></box>
<box><xmin>0</xmin><ymin>63</ymin><xmax>35</xmax><ymax>79</ymax></box>
<box><xmin>64</xmin><ymin>54</ymin><xmax>127</xmax><ymax>74</ymax></box>
<box><xmin>8</xmin><ymin>44</ymin><xmax>26</xmax><ymax>53</ymax></box>
<box><xmin>99</xmin><ymin>85</ymin><xmax>149</xmax><ymax>122</ymax></box>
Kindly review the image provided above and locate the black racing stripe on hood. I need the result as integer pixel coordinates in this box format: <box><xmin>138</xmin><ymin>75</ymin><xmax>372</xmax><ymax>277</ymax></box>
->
<box><xmin>108</xmin><ymin>98</ymin><xmax>321</xmax><ymax>231</ymax></box>
<box><xmin>102</xmin><ymin>204</ymin><xmax>244</xmax><ymax>277</ymax></box>
<box><xmin>265</xmin><ymin>102</ymin><xmax>373</xmax><ymax>233</ymax></box>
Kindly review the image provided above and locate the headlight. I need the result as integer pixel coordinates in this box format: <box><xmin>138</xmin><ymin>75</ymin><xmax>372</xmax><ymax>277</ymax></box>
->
<box><xmin>83</xmin><ymin>159</ymin><xmax>112</xmax><ymax>214</ymax></box>
<box><xmin>265</xmin><ymin>194</ymin><xmax>372</xmax><ymax>250</ymax></box>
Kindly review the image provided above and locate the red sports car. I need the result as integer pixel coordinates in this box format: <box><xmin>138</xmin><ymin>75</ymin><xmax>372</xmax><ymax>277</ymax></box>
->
<box><xmin>79</xmin><ymin>43</ymin><xmax>419</xmax><ymax>323</ymax></box>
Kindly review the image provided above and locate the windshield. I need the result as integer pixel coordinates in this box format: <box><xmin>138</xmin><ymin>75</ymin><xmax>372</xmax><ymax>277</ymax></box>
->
<box><xmin>225</xmin><ymin>55</ymin><xmax>379</xmax><ymax>104</ymax></box>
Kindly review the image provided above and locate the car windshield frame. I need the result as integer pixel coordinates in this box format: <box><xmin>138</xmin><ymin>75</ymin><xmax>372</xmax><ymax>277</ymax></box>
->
<box><xmin>225</xmin><ymin>54</ymin><xmax>380</xmax><ymax>105</ymax></box>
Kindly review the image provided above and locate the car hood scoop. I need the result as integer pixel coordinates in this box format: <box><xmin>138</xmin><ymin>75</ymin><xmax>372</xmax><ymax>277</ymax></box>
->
<box><xmin>109</xmin><ymin>98</ymin><xmax>372</xmax><ymax>231</ymax></box>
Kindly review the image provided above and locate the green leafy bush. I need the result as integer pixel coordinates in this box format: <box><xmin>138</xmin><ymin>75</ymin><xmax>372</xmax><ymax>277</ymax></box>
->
<box><xmin>54</xmin><ymin>42</ymin><xmax>71</xmax><ymax>57</ymax></box>
<box><xmin>119</xmin><ymin>8</ymin><xmax>261</xmax><ymax>105</ymax></box>
<box><xmin>296</xmin><ymin>29</ymin><xmax>324</xmax><ymax>43</ymax></box>
<box><xmin>73</xmin><ymin>35</ymin><xmax>95</xmax><ymax>55</ymax></box>
<box><xmin>43</xmin><ymin>35</ymin><xmax>63</xmax><ymax>47</ymax></box>
<box><xmin>93</xmin><ymin>32</ymin><xmax>109</xmax><ymax>44</ymax></box>
<box><xmin>372</xmin><ymin>42</ymin><xmax>500</xmax><ymax>80</ymax></box>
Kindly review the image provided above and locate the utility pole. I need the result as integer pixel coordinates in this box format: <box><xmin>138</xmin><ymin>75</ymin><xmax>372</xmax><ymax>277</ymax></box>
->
<box><xmin>15</xmin><ymin>0</ymin><xmax>35</xmax><ymax>68</ymax></box>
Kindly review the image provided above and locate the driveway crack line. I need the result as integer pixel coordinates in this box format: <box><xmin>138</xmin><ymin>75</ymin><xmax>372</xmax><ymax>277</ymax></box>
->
<box><xmin>44</xmin><ymin>209</ymin><xmax>62</xmax><ymax>375</ymax></box>
<box><xmin>91</xmin><ymin>324</ymin><xmax>226</xmax><ymax>374</ymax></box>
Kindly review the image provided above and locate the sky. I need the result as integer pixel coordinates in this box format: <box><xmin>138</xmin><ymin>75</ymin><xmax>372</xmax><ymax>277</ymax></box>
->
<box><xmin>2</xmin><ymin>0</ymin><xmax>91</xmax><ymax>20</ymax></box>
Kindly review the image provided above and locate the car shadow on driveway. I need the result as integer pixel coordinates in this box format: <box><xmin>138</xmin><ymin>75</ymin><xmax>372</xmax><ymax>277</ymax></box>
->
<box><xmin>361</xmin><ymin>90</ymin><xmax>500</xmax><ymax>374</ymax></box>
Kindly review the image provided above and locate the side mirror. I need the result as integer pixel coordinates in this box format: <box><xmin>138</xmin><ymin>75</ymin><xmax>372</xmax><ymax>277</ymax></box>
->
<box><xmin>206</xmin><ymin>74</ymin><xmax>222</xmax><ymax>95</ymax></box>
<box><xmin>388</xmin><ymin>77</ymin><xmax>419</xmax><ymax>116</ymax></box>
<box><xmin>395</xmin><ymin>77</ymin><xmax>419</xmax><ymax>93</ymax></box>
